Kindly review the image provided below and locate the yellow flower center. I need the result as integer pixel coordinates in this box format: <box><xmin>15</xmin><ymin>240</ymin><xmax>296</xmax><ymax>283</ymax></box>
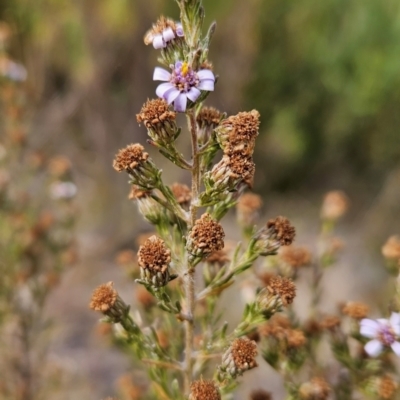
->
<box><xmin>181</xmin><ymin>62</ymin><xmax>189</xmax><ymax>77</ymax></box>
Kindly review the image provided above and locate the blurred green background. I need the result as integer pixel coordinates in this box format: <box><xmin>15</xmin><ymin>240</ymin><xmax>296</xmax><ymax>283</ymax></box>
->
<box><xmin>1</xmin><ymin>0</ymin><xmax>400</xmax><ymax>397</ymax></box>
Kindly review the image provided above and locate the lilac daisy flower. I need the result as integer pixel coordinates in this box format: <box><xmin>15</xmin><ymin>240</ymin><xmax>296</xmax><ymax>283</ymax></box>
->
<box><xmin>153</xmin><ymin>61</ymin><xmax>215</xmax><ymax>112</ymax></box>
<box><xmin>144</xmin><ymin>19</ymin><xmax>184</xmax><ymax>50</ymax></box>
<box><xmin>360</xmin><ymin>313</ymin><xmax>400</xmax><ymax>357</ymax></box>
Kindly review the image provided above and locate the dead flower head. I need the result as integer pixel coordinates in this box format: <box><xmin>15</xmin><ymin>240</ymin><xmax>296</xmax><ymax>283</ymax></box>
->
<box><xmin>113</xmin><ymin>143</ymin><xmax>149</xmax><ymax>173</ymax></box>
<box><xmin>341</xmin><ymin>301</ymin><xmax>369</xmax><ymax>319</ymax></box>
<box><xmin>257</xmin><ymin>276</ymin><xmax>296</xmax><ymax>316</ymax></box>
<box><xmin>254</xmin><ymin>216</ymin><xmax>296</xmax><ymax>256</ymax></box>
<box><xmin>137</xmin><ymin>235</ymin><xmax>173</xmax><ymax>287</ymax></box>
<box><xmin>221</xmin><ymin>337</ymin><xmax>258</xmax><ymax>378</ymax></box>
<box><xmin>186</xmin><ymin>213</ymin><xmax>225</xmax><ymax>259</ymax></box>
<box><xmin>299</xmin><ymin>377</ymin><xmax>330</xmax><ymax>400</ymax></box>
<box><xmin>89</xmin><ymin>282</ymin><xmax>128</xmax><ymax>322</ymax></box>
<box><xmin>321</xmin><ymin>190</ymin><xmax>349</xmax><ymax>221</ymax></box>
<box><xmin>136</xmin><ymin>98</ymin><xmax>176</xmax><ymax>128</ymax></box>
<box><xmin>189</xmin><ymin>379</ymin><xmax>221</xmax><ymax>400</ymax></box>
<box><xmin>279</xmin><ymin>245</ymin><xmax>311</xmax><ymax>268</ymax></box>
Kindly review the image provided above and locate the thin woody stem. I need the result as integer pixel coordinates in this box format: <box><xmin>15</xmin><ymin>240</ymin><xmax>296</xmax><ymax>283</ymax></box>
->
<box><xmin>183</xmin><ymin>108</ymin><xmax>200</xmax><ymax>394</ymax></box>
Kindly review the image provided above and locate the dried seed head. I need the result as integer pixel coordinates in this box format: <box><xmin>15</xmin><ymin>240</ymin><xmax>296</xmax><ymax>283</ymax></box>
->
<box><xmin>113</xmin><ymin>144</ymin><xmax>149</xmax><ymax>172</ymax></box>
<box><xmin>137</xmin><ymin>235</ymin><xmax>172</xmax><ymax>288</ymax></box>
<box><xmin>237</xmin><ymin>192</ymin><xmax>263</xmax><ymax>226</ymax></box>
<box><xmin>186</xmin><ymin>213</ymin><xmax>225</xmax><ymax>259</ymax></box>
<box><xmin>279</xmin><ymin>245</ymin><xmax>311</xmax><ymax>268</ymax></box>
<box><xmin>228</xmin><ymin>154</ymin><xmax>256</xmax><ymax>186</ymax></box>
<box><xmin>258</xmin><ymin>314</ymin><xmax>292</xmax><ymax>338</ymax></box>
<box><xmin>170</xmin><ymin>182</ymin><xmax>191</xmax><ymax>207</ymax></box>
<box><xmin>216</xmin><ymin>110</ymin><xmax>260</xmax><ymax>157</ymax></box>
<box><xmin>321</xmin><ymin>190</ymin><xmax>349</xmax><ymax>220</ymax></box>
<box><xmin>267</xmin><ymin>216</ymin><xmax>296</xmax><ymax>247</ymax></box>
<box><xmin>90</xmin><ymin>282</ymin><xmax>117</xmax><ymax>312</ymax></box>
<box><xmin>89</xmin><ymin>282</ymin><xmax>128</xmax><ymax>322</ymax></box>
<box><xmin>189</xmin><ymin>379</ymin><xmax>221</xmax><ymax>400</ymax></box>
<box><xmin>378</xmin><ymin>375</ymin><xmax>398</xmax><ymax>399</ymax></box>
<box><xmin>250</xmin><ymin>389</ymin><xmax>272</xmax><ymax>400</ymax></box>
<box><xmin>342</xmin><ymin>301</ymin><xmax>369</xmax><ymax>319</ymax></box>
<box><xmin>136</xmin><ymin>98</ymin><xmax>176</xmax><ymax>129</ymax></box>
<box><xmin>382</xmin><ymin>236</ymin><xmax>400</xmax><ymax>260</ymax></box>
<box><xmin>196</xmin><ymin>106</ymin><xmax>222</xmax><ymax>129</ymax></box>
<box><xmin>221</xmin><ymin>337</ymin><xmax>258</xmax><ymax>378</ymax></box>
<box><xmin>267</xmin><ymin>276</ymin><xmax>296</xmax><ymax>306</ymax></box>
<box><xmin>299</xmin><ymin>377</ymin><xmax>330</xmax><ymax>400</ymax></box>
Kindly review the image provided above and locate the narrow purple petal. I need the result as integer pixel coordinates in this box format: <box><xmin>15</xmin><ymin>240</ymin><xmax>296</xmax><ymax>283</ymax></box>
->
<box><xmin>173</xmin><ymin>93</ymin><xmax>187</xmax><ymax>112</ymax></box>
<box><xmin>390</xmin><ymin>313</ymin><xmax>400</xmax><ymax>335</ymax></box>
<box><xmin>360</xmin><ymin>319</ymin><xmax>380</xmax><ymax>338</ymax></box>
<box><xmin>186</xmin><ymin>87</ymin><xmax>201</xmax><ymax>102</ymax></box>
<box><xmin>197</xmin><ymin>79</ymin><xmax>214</xmax><ymax>91</ymax></box>
<box><xmin>153</xmin><ymin>67</ymin><xmax>171</xmax><ymax>81</ymax></box>
<box><xmin>163</xmin><ymin>27</ymin><xmax>175</xmax><ymax>42</ymax></box>
<box><xmin>156</xmin><ymin>83</ymin><xmax>175</xmax><ymax>98</ymax></box>
<box><xmin>176</xmin><ymin>23</ymin><xmax>184</xmax><ymax>37</ymax></box>
<box><xmin>153</xmin><ymin>35</ymin><xmax>165</xmax><ymax>49</ymax></box>
<box><xmin>391</xmin><ymin>341</ymin><xmax>400</xmax><ymax>356</ymax></box>
<box><xmin>165</xmin><ymin>88</ymin><xmax>180</xmax><ymax>104</ymax></box>
<box><xmin>365</xmin><ymin>340</ymin><xmax>383</xmax><ymax>357</ymax></box>
<box><xmin>197</xmin><ymin>69</ymin><xmax>215</xmax><ymax>81</ymax></box>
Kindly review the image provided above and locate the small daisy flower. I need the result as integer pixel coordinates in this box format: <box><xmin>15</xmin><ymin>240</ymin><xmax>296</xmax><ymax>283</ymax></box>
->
<box><xmin>144</xmin><ymin>17</ymin><xmax>184</xmax><ymax>49</ymax></box>
<box><xmin>153</xmin><ymin>61</ymin><xmax>215</xmax><ymax>112</ymax></box>
<box><xmin>360</xmin><ymin>313</ymin><xmax>400</xmax><ymax>357</ymax></box>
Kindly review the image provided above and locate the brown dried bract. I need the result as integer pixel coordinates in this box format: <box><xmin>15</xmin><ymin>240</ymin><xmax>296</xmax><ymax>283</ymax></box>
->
<box><xmin>136</xmin><ymin>98</ymin><xmax>176</xmax><ymax>128</ymax></box>
<box><xmin>267</xmin><ymin>276</ymin><xmax>296</xmax><ymax>305</ymax></box>
<box><xmin>89</xmin><ymin>282</ymin><xmax>117</xmax><ymax>312</ymax></box>
<box><xmin>267</xmin><ymin>216</ymin><xmax>296</xmax><ymax>246</ymax></box>
<box><xmin>189</xmin><ymin>379</ymin><xmax>221</xmax><ymax>400</ymax></box>
<box><xmin>342</xmin><ymin>301</ymin><xmax>369</xmax><ymax>319</ymax></box>
<box><xmin>137</xmin><ymin>235</ymin><xmax>171</xmax><ymax>273</ymax></box>
<box><xmin>280</xmin><ymin>245</ymin><xmax>311</xmax><ymax>268</ymax></box>
<box><xmin>113</xmin><ymin>144</ymin><xmax>149</xmax><ymax>172</ymax></box>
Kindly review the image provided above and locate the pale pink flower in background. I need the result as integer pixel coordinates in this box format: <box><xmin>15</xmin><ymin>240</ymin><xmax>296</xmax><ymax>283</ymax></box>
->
<box><xmin>360</xmin><ymin>313</ymin><xmax>400</xmax><ymax>357</ymax></box>
<box><xmin>153</xmin><ymin>61</ymin><xmax>215</xmax><ymax>112</ymax></box>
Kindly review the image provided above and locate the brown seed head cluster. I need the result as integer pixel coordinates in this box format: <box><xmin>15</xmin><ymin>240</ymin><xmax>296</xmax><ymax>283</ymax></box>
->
<box><xmin>382</xmin><ymin>236</ymin><xmax>400</xmax><ymax>260</ymax></box>
<box><xmin>286</xmin><ymin>329</ymin><xmax>307</xmax><ymax>348</ymax></box>
<box><xmin>299</xmin><ymin>377</ymin><xmax>330</xmax><ymax>400</ymax></box>
<box><xmin>320</xmin><ymin>315</ymin><xmax>341</xmax><ymax>331</ymax></box>
<box><xmin>189</xmin><ymin>379</ymin><xmax>221</xmax><ymax>400</ymax></box>
<box><xmin>136</xmin><ymin>98</ymin><xmax>176</xmax><ymax>129</ymax></box>
<box><xmin>321</xmin><ymin>190</ymin><xmax>349</xmax><ymax>220</ymax></box>
<box><xmin>237</xmin><ymin>192</ymin><xmax>263</xmax><ymax>226</ymax></box>
<box><xmin>227</xmin><ymin>154</ymin><xmax>256</xmax><ymax>186</ymax></box>
<box><xmin>222</xmin><ymin>337</ymin><xmax>258</xmax><ymax>377</ymax></box>
<box><xmin>113</xmin><ymin>144</ymin><xmax>149</xmax><ymax>172</ymax></box>
<box><xmin>187</xmin><ymin>213</ymin><xmax>225</xmax><ymax>257</ymax></box>
<box><xmin>170</xmin><ymin>182</ymin><xmax>192</xmax><ymax>207</ymax></box>
<box><xmin>267</xmin><ymin>216</ymin><xmax>296</xmax><ymax>246</ymax></box>
<box><xmin>341</xmin><ymin>301</ymin><xmax>369</xmax><ymax>319</ymax></box>
<box><xmin>89</xmin><ymin>281</ymin><xmax>117</xmax><ymax>312</ymax></box>
<box><xmin>378</xmin><ymin>375</ymin><xmax>398</xmax><ymax>399</ymax></box>
<box><xmin>267</xmin><ymin>276</ymin><xmax>296</xmax><ymax>306</ymax></box>
<box><xmin>259</xmin><ymin>314</ymin><xmax>291</xmax><ymax>338</ymax></box>
<box><xmin>138</xmin><ymin>235</ymin><xmax>171</xmax><ymax>274</ymax></box>
<box><xmin>196</xmin><ymin>106</ymin><xmax>222</xmax><ymax>128</ymax></box>
<box><xmin>250</xmin><ymin>389</ymin><xmax>272</xmax><ymax>400</ymax></box>
<box><xmin>280</xmin><ymin>245</ymin><xmax>311</xmax><ymax>268</ymax></box>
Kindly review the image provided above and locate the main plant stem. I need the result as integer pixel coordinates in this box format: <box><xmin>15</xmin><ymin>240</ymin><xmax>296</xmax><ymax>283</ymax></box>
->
<box><xmin>183</xmin><ymin>109</ymin><xmax>200</xmax><ymax>394</ymax></box>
